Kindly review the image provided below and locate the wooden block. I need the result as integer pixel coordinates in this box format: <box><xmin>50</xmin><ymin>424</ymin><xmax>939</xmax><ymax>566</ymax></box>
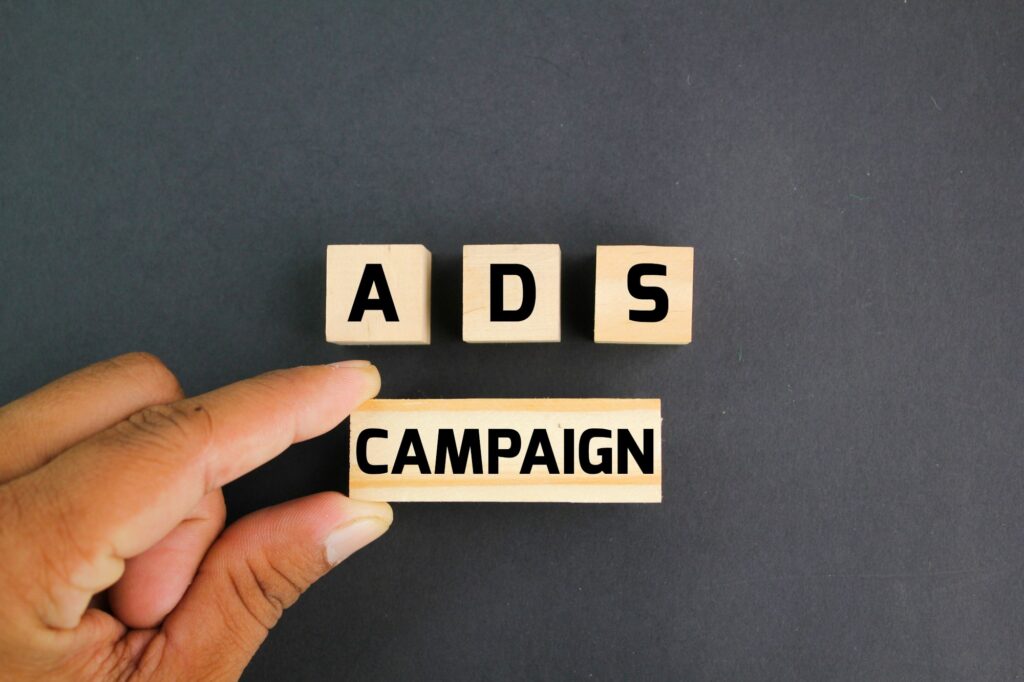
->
<box><xmin>462</xmin><ymin>244</ymin><xmax>561</xmax><ymax>343</ymax></box>
<box><xmin>349</xmin><ymin>399</ymin><xmax>661</xmax><ymax>503</ymax></box>
<box><xmin>594</xmin><ymin>245</ymin><xmax>694</xmax><ymax>344</ymax></box>
<box><xmin>325</xmin><ymin>244</ymin><xmax>431</xmax><ymax>345</ymax></box>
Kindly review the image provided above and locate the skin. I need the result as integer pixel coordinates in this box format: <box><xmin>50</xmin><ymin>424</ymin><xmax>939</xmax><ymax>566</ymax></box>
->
<box><xmin>0</xmin><ymin>353</ymin><xmax>393</xmax><ymax>680</ymax></box>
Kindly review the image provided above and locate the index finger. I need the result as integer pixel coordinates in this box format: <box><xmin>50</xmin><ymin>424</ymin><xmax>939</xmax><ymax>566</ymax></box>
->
<box><xmin>4</xmin><ymin>360</ymin><xmax>379</xmax><ymax>629</ymax></box>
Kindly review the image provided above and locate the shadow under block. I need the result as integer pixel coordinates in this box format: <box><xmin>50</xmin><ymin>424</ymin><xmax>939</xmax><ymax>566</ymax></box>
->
<box><xmin>462</xmin><ymin>244</ymin><xmax>561</xmax><ymax>343</ymax></box>
<box><xmin>594</xmin><ymin>245</ymin><xmax>694</xmax><ymax>344</ymax></box>
<box><xmin>325</xmin><ymin>244</ymin><xmax>431</xmax><ymax>345</ymax></box>
<box><xmin>349</xmin><ymin>399</ymin><xmax>662</xmax><ymax>503</ymax></box>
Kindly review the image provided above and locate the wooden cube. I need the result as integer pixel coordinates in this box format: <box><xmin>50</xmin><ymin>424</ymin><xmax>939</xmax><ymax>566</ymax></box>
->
<box><xmin>462</xmin><ymin>244</ymin><xmax>561</xmax><ymax>343</ymax></box>
<box><xmin>594</xmin><ymin>245</ymin><xmax>693</xmax><ymax>344</ymax></box>
<box><xmin>325</xmin><ymin>244</ymin><xmax>431</xmax><ymax>345</ymax></box>
<box><xmin>350</xmin><ymin>398</ymin><xmax>662</xmax><ymax>503</ymax></box>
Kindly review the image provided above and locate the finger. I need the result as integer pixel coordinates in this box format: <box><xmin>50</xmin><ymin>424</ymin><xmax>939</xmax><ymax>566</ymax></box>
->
<box><xmin>0</xmin><ymin>352</ymin><xmax>183</xmax><ymax>483</ymax></box>
<box><xmin>107</xmin><ymin>489</ymin><xmax>226</xmax><ymax>629</ymax></box>
<box><xmin>149</xmin><ymin>493</ymin><xmax>392</xmax><ymax>681</ymax></box>
<box><xmin>3</xmin><ymin>360</ymin><xmax>379</xmax><ymax>629</ymax></box>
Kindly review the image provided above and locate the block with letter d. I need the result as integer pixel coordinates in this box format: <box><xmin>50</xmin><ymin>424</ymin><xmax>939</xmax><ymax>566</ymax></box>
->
<box><xmin>325</xmin><ymin>244</ymin><xmax>431</xmax><ymax>345</ymax></box>
<box><xmin>594</xmin><ymin>245</ymin><xmax>694</xmax><ymax>344</ymax></box>
<box><xmin>462</xmin><ymin>244</ymin><xmax>561</xmax><ymax>343</ymax></box>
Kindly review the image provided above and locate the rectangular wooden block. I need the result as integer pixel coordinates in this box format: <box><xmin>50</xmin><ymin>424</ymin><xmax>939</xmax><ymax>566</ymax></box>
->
<box><xmin>462</xmin><ymin>244</ymin><xmax>561</xmax><ymax>343</ymax></box>
<box><xmin>325</xmin><ymin>244</ymin><xmax>431</xmax><ymax>345</ymax></box>
<box><xmin>594</xmin><ymin>245</ymin><xmax>694</xmax><ymax>344</ymax></box>
<box><xmin>349</xmin><ymin>399</ymin><xmax>661</xmax><ymax>503</ymax></box>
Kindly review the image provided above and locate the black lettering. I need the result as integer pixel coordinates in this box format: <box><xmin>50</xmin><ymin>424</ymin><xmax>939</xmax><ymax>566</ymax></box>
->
<box><xmin>488</xmin><ymin>428</ymin><xmax>521</xmax><ymax>473</ymax></box>
<box><xmin>490</xmin><ymin>264</ymin><xmax>536</xmax><ymax>322</ymax></box>
<box><xmin>436</xmin><ymin>429</ymin><xmax>483</xmax><ymax>474</ymax></box>
<box><xmin>617</xmin><ymin>428</ymin><xmax>654</xmax><ymax>474</ymax></box>
<box><xmin>393</xmin><ymin>429</ymin><xmax>430</xmax><ymax>474</ymax></box>
<box><xmin>580</xmin><ymin>428</ymin><xmax>613</xmax><ymax>474</ymax></box>
<box><xmin>520</xmin><ymin>430</ymin><xmax>558</xmax><ymax>474</ymax></box>
<box><xmin>348</xmin><ymin>264</ymin><xmax>399</xmax><ymax>322</ymax></box>
<box><xmin>627</xmin><ymin>263</ymin><xmax>669</xmax><ymax>322</ymax></box>
<box><xmin>355</xmin><ymin>428</ymin><xmax>389</xmax><ymax>474</ymax></box>
<box><xmin>562</xmin><ymin>428</ymin><xmax>575</xmax><ymax>475</ymax></box>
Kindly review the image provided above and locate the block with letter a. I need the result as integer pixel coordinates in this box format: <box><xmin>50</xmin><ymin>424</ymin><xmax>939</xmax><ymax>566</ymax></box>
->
<box><xmin>594</xmin><ymin>245</ymin><xmax>693</xmax><ymax>344</ymax></box>
<box><xmin>462</xmin><ymin>244</ymin><xmax>561</xmax><ymax>343</ymax></box>
<box><xmin>325</xmin><ymin>244</ymin><xmax>431</xmax><ymax>345</ymax></box>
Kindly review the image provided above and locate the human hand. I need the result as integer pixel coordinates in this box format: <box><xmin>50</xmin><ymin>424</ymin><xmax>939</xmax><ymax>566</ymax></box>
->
<box><xmin>0</xmin><ymin>353</ymin><xmax>392</xmax><ymax>680</ymax></box>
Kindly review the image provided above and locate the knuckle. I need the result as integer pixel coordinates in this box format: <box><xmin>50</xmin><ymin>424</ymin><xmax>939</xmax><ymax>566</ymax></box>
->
<box><xmin>113</xmin><ymin>350</ymin><xmax>165</xmax><ymax>372</ymax></box>
<box><xmin>37</xmin><ymin>484</ymin><xmax>103</xmax><ymax>593</ymax></box>
<box><xmin>225</xmin><ymin>553</ymin><xmax>307</xmax><ymax>633</ymax></box>
<box><xmin>3</xmin><ymin>478</ymin><xmax>99</xmax><ymax>627</ymax></box>
<box><xmin>110</xmin><ymin>352</ymin><xmax>183</xmax><ymax>400</ymax></box>
<box><xmin>118</xmin><ymin>403</ymin><xmax>213</xmax><ymax>453</ymax></box>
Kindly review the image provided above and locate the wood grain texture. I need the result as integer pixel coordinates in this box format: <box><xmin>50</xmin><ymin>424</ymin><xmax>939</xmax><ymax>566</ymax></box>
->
<box><xmin>594</xmin><ymin>245</ymin><xmax>694</xmax><ymax>344</ymax></box>
<box><xmin>462</xmin><ymin>244</ymin><xmax>561</xmax><ymax>343</ymax></box>
<box><xmin>325</xmin><ymin>244</ymin><xmax>431</xmax><ymax>345</ymax></box>
<box><xmin>350</xmin><ymin>398</ymin><xmax>662</xmax><ymax>503</ymax></box>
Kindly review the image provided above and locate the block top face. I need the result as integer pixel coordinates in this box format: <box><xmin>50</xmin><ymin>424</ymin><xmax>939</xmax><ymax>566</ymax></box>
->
<box><xmin>594</xmin><ymin>245</ymin><xmax>693</xmax><ymax>345</ymax></box>
<box><xmin>462</xmin><ymin>244</ymin><xmax>561</xmax><ymax>343</ymax></box>
<box><xmin>326</xmin><ymin>244</ymin><xmax>431</xmax><ymax>345</ymax></box>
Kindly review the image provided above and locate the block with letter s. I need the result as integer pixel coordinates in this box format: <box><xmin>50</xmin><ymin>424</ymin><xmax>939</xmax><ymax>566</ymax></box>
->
<box><xmin>594</xmin><ymin>245</ymin><xmax>694</xmax><ymax>344</ymax></box>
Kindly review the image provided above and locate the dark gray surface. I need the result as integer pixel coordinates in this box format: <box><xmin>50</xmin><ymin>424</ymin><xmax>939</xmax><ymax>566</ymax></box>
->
<box><xmin>2</xmin><ymin>2</ymin><xmax>1023</xmax><ymax>680</ymax></box>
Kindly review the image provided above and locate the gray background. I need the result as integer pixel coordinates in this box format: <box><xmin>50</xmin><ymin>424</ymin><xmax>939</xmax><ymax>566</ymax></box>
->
<box><xmin>2</xmin><ymin>2</ymin><xmax>1023</xmax><ymax>680</ymax></box>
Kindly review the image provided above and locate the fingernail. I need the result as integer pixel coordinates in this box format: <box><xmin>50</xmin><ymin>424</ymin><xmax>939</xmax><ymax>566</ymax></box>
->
<box><xmin>329</xmin><ymin>361</ymin><xmax>381</xmax><ymax>402</ymax></box>
<box><xmin>325</xmin><ymin>511</ymin><xmax>393</xmax><ymax>567</ymax></box>
<box><xmin>331</xmin><ymin>359</ymin><xmax>372</xmax><ymax>368</ymax></box>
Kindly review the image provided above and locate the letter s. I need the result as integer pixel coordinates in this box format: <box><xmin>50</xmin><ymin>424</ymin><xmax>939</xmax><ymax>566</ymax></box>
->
<box><xmin>627</xmin><ymin>263</ymin><xmax>669</xmax><ymax>322</ymax></box>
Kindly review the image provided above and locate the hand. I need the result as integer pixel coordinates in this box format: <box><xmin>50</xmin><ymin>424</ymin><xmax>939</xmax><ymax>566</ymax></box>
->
<box><xmin>0</xmin><ymin>353</ymin><xmax>392</xmax><ymax>680</ymax></box>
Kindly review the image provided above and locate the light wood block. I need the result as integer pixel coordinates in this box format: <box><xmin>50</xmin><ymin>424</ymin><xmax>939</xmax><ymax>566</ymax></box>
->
<box><xmin>594</xmin><ymin>245</ymin><xmax>694</xmax><ymax>344</ymax></box>
<box><xmin>462</xmin><ymin>244</ymin><xmax>561</xmax><ymax>343</ymax></box>
<box><xmin>349</xmin><ymin>398</ymin><xmax>661</xmax><ymax>503</ymax></box>
<box><xmin>326</xmin><ymin>244</ymin><xmax>431</xmax><ymax>345</ymax></box>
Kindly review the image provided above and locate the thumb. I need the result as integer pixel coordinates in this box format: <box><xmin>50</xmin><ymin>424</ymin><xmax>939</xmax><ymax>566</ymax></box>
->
<box><xmin>151</xmin><ymin>492</ymin><xmax>392</xmax><ymax>680</ymax></box>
